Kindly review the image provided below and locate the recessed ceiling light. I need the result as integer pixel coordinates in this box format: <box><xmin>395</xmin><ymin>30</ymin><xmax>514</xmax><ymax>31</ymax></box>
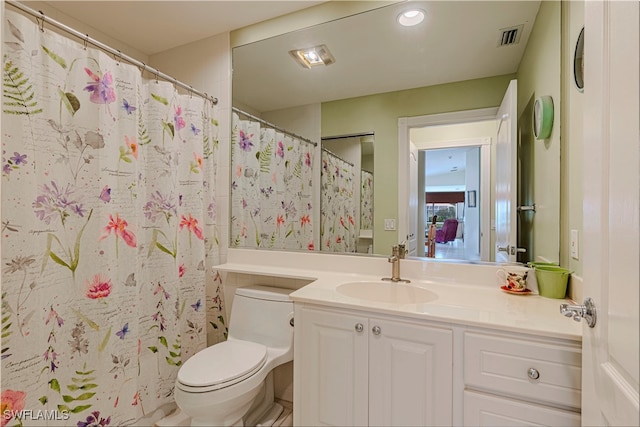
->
<box><xmin>289</xmin><ymin>45</ymin><xmax>335</xmax><ymax>69</ymax></box>
<box><xmin>398</xmin><ymin>9</ymin><xmax>425</xmax><ymax>27</ymax></box>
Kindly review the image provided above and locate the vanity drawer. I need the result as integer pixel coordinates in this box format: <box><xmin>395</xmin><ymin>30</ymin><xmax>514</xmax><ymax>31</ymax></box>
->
<box><xmin>463</xmin><ymin>390</ymin><xmax>580</xmax><ymax>426</ymax></box>
<box><xmin>464</xmin><ymin>332</ymin><xmax>581</xmax><ymax>409</ymax></box>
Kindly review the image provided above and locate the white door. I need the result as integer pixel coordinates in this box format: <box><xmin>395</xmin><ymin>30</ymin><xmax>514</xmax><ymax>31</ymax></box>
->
<box><xmin>494</xmin><ymin>80</ymin><xmax>518</xmax><ymax>263</ymax></box>
<box><xmin>407</xmin><ymin>142</ymin><xmax>419</xmax><ymax>255</ymax></box>
<box><xmin>581</xmin><ymin>1</ymin><xmax>639</xmax><ymax>425</ymax></box>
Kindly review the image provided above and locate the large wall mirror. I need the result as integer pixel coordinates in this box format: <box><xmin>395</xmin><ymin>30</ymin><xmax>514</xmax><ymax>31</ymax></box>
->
<box><xmin>231</xmin><ymin>0</ymin><xmax>561</xmax><ymax>264</ymax></box>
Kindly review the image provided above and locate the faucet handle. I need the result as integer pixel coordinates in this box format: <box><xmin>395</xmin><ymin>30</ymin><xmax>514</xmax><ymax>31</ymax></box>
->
<box><xmin>397</xmin><ymin>242</ymin><xmax>407</xmax><ymax>259</ymax></box>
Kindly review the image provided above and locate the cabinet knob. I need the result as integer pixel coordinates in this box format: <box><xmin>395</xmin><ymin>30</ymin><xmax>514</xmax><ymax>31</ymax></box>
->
<box><xmin>372</xmin><ymin>325</ymin><xmax>381</xmax><ymax>335</ymax></box>
<box><xmin>527</xmin><ymin>368</ymin><xmax>540</xmax><ymax>380</ymax></box>
<box><xmin>355</xmin><ymin>323</ymin><xmax>364</xmax><ymax>333</ymax></box>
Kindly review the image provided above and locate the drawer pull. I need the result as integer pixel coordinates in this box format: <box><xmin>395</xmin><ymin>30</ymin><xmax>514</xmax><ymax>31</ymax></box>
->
<box><xmin>527</xmin><ymin>368</ymin><xmax>540</xmax><ymax>380</ymax></box>
<box><xmin>355</xmin><ymin>323</ymin><xmax>364</xmax><ymax>333</ymax></box>
<box><xmin>372</xmin><ymin>325</ymin><xmax>382</xmax><ymax>335</ymax></box>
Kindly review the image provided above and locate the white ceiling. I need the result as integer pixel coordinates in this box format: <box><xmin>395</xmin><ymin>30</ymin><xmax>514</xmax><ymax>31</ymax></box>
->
<box><xmin>425</xmin><ymin>147</ymin><xmax>468</xmax><ymax>177</ymax></box>
<box><xmin>233</xmin><ymin>0</ymin><xmax>542</xmax><ymax>112</ymax></box>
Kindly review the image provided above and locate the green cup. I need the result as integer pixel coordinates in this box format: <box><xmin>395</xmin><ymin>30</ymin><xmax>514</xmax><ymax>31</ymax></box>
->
<box><xmin>535</xmin><ymin>266</ymin><xmax>573</xmax><ymax>299</ymax></box>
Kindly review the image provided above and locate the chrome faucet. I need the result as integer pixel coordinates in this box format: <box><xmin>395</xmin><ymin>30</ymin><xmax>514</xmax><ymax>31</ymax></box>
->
<box><xmin>382</xmin><ymin>243</ymin><xmax>410</xmax><ymax>283</ymax></box>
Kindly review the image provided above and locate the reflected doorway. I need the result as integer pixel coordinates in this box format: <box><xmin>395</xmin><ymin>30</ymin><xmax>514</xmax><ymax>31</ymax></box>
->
<box><xmin>411</xmin><ymin>128</ymin><xmax>493</xmax><ymax>262</ymax></box>
<box><xmin>421</xmin><ymin>147</ymin><xmax>481</xmax><ymax>261</ymax></box>
<box><xmin>399</xmin><ymin>109</ymin><xmax>497</xmax><ymax>262</ymax></box>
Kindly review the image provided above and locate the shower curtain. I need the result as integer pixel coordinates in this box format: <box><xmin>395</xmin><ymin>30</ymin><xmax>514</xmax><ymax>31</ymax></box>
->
<box><xmin>230</xmin><ymin>113</ymin><xmax>315</xmax><ymax>251</ymax></box>
<box><xmin>320</xmin><ymin>150</ymin><xmax>356</xmax><ymax>252</ymax></box>
<box><xmin>360</xmin><ymin>170</ymin><xmax>374</xmax><ymax>231</ymax></box>
<box><xmin>1</xmin><ymin>10</ymin><xmax>225</xmax><ymax>426</ymax></box>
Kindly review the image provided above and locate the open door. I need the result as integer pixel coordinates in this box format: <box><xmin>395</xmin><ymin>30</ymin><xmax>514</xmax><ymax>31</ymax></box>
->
<box><xmin>494</xmin><ymin>80</ymin><xmax>518</xmax><ymax>263</ymax></box>
<box><xmin>407</xmin><ymin>142</ymin><xmax>418</xmax><ymax>256</ymax></box>
<box><xmin>579</xmin><ymin>2</ymin><xmax>639</xmax><ymax>425</ymax></box>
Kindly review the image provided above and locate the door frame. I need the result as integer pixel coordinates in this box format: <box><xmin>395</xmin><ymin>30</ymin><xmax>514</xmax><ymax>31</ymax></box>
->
<box><xmin>398</xmin><ymin>107</ymin><xmax>497</xmax><ymax>261</ymax></box>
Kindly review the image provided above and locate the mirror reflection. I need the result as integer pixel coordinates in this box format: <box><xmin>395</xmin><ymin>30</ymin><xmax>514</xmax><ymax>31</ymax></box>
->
<box><xmin>321</xmin><ymin>134</ymin><xmax>374</xmax><ymax>253</ymax></box>
<box><xmin>231</xmin><ymin>0</ymin><xmax>560</xmax><ymax>264</ymax></box>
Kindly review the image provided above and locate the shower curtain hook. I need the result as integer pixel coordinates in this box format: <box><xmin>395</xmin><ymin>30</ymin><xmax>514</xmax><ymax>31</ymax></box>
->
<box><xmin>83</xmin><ymin>34</ymin><xmax>89</xmax><ymax>50</ymax></box>
<box><xmin>155</xmin><ymin>70</ymin><xmax>159</xmax><ymax>84</ymax></box>
<box><xmin>36</xmin><ymin>11</ymin><xmax>45</xmax><ymax>32</ymax></box>
<box><xmin>114</xmin><ymin>50</ymin><xmax>122</xmax><ymax>66</ymax></box>
<box><xmin>189</xmin><ymin>86</ymin><xmax>193</xmax><ymax>98</ymax></box>
<box><xmin>140</xmin><ymin>62</ymin><xmax>146</xmax><ymax>77</ymax></box>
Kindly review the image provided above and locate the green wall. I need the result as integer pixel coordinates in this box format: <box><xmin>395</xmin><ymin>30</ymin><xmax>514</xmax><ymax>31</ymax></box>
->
<box><xmin>322</xmin><ymin>74</ymin><xmax>515</xmax><ymax>253</ymax></box>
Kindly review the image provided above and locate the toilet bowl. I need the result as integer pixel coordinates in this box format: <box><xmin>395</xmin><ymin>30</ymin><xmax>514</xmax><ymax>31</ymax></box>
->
<box><xmin>175</xmin><ymin>285</ymin><xmax>294</xmax><ymax>426</ymax></box>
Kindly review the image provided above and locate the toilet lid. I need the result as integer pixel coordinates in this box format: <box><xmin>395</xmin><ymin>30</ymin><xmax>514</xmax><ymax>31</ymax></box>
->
<box><xmin>177</xmin><ymin>340</ymin><xmax>267</xmax><ymax>388</ymax></box>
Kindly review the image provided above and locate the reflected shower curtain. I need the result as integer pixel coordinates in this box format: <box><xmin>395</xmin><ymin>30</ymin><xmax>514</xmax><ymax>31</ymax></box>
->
<box><xmin>1</xmin><ymin>10</ymin><xmax>225</xmax><ymax>426</ymax></box>
<box><xmin>231</xmin><ymin>113</ymin><xmax>315</xmax><ymax>250</ymax></box>
<box><xmin>320</xmin><ymin>151</ymin><xmax>356</xmax><ymax>252</ymax></box>
<box><xmin>360</xmin><ymin>170</ymin><xmax>374</xmax><ymax>230</ymax></box>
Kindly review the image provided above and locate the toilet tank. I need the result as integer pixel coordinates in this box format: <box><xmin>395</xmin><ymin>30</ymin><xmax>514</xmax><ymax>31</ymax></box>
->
<box><xmin>228</xmin><ymin>285</ymin><xmax>293</xmax><ymax>350</ymax></box>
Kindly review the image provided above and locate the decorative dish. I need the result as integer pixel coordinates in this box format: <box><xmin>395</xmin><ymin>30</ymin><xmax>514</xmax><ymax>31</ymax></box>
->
<box><xmin>500</xmin><ymin>285</ymin><xmax>532</xmax><ymax>295</ymax></box>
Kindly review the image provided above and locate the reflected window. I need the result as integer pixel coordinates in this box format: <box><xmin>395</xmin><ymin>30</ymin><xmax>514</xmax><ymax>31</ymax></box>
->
<box><xmin>426</xmin><ymin>203</ymin><xmax>459</xmax><ymax>225</ymax></box>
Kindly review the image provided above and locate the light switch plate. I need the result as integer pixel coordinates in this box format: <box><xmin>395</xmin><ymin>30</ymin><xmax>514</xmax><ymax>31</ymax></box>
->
<box><xmin>570</xmin><ymin>229</ymin><xmax>579</xmax><ymax>259</ymax></box>
<box><xmin>384</xmin><ymin>218</ymin><xmax>396</xmax><ymax>231</ymax></box>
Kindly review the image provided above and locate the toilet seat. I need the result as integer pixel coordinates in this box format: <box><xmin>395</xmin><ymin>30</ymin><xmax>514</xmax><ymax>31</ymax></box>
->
<box><xmin>177</xmin><ymin>340</ymin><xmax>267</xmax><ymax>392</ymax></box>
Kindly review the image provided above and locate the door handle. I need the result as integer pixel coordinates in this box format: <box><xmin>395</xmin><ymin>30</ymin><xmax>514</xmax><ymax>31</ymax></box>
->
<box><xmin>517</xmin><ymin>204</ymin><xmax>536</xmax><ymax>212</ymax></box>
<box><xmin>560</xmin><ymin>297</ymin><xmax>597</xmax><ymax>328</ymax></box>
<box><xmin>497</xmin><ymin>245</ymin><xmax>526</xmax><ymax>255</ymax></box>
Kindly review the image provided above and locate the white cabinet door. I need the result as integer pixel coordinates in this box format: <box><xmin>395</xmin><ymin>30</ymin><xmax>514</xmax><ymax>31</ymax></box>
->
<box><xmin>368</xmin><ymin>317</ymin><xmax>453</xmax><ymax>426</ymax></box>
<box><xmin>294</xmin><ymin>306</ymin><xmax>368</xmax><ymax>426</ymax></box>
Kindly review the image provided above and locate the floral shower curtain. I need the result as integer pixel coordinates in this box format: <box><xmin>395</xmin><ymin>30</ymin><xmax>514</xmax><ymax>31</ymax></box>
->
<box><xmin>230</xmin><ymin>113</ymin><xmax>315</xmax><ymax>251</ymax></box>
<box><xmin>1</xmin><ymin>10</ymin><xmax>225</xmax><ymax>426</ymax></box>
<box><xmin>320</xmin><ymin>150</ymin><xmax>356</xmax><ymax>252</ymax></box>
<box><xmin>360</xmin><ymin>170</ymin><xmax>374</xmax><ymax>230</ymax></box>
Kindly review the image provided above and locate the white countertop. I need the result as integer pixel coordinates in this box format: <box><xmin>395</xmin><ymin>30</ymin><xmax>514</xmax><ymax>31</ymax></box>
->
<box><xmin>220</xmin><ymin>249</ymin><xmax>583</xmax><ymax>342</ymax></box>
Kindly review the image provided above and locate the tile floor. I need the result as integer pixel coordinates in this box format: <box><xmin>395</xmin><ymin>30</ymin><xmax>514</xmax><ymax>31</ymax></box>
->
<box><xmin>429</xmin><ymin>238</ymin><xmax>479</xmax><ymax>261</ymax></box>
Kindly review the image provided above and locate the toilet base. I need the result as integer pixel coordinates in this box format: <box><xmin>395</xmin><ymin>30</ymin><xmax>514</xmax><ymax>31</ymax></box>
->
<box><xmin>247</xmin><ymin>402</ymin><xmax>283</xmax><ymax>427</ymax></box>
<box><xmin>154</xmin><ymin>408</ymin><xmax>191</xmax><ymax>427</ymax></box>
<box><xmin>157</xmin><ymin>401</ymin><xmax>284</xmax><ymax>427</ymax></box>
<box><xmin>243</xmin><ymin>372</ymin><xmax>283</xmax><ymax>426</ymax></box>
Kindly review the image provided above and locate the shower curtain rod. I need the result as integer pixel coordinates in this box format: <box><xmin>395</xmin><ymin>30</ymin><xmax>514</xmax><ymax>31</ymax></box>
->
<box><xmin>321</xmin><ymin>147</ymin><xmax>354</xmax><ymax>168</ymax></box>
<box><xmin>6</xmin><ymin>0</ymin><xmax>218</xmax><ymax>106</ymax></box>
<box><xmin>321</xmin><ymin>132</ymin><xmax>374</xmax><ymax>141</ymax></box>
<box><xmin>232</xmin><ymin>107</ymin><xmax>318</xmax><ymax>147</ymax></box>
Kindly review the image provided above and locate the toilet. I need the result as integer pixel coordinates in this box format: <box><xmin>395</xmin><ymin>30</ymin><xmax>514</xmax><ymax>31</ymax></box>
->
<box><xmin>174</xmin><ymin>285</ymin><xmax>294</xmax><ymax>426</ymax></box>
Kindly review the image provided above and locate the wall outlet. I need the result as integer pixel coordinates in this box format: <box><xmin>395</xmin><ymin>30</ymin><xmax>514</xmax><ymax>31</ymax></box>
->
<box><xmin>570</xmin><ymin>229</ymin><xmax>579</xmax><ymax>259</ymax></box>
<box><xmin>384</xmin><ymin>218</ymin><xmax>396</xmax><ymax>231</ymax></box>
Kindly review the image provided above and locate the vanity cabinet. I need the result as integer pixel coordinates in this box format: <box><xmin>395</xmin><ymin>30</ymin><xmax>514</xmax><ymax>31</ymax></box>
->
<box><xmin>293</xmin><ymin>305</ymin><xmax>582</xmax><ymax>427</ymax></box>
<box><xmin>463</xmin><ymin>331</ymin><xmax>582</xmax><ymax>426</ymax></box>
<box><xmin>294</xmin><ymin>305</ymin><xmax>453</xmax><ymax>426</ymax></box>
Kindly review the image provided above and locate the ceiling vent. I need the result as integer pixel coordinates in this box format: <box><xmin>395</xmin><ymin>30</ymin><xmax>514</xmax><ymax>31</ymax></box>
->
<box><xmin>497</xmin><ymin>24</ymin><xmax>524</xmax><ymax>47</ymax></box>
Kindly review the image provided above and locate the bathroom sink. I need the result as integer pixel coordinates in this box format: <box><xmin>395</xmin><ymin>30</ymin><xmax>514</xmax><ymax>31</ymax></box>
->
<box><xmin>336</xmin><ymin>281</ymin><xmax>438</xmax><ymax>304</ymax></box>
